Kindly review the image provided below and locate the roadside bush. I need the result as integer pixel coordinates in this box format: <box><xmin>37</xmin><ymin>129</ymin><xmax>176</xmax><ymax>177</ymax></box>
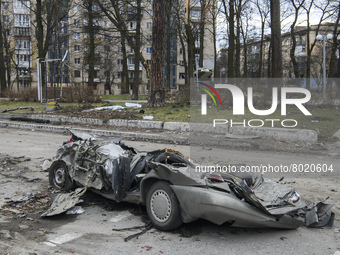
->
<box><xmin>60</xmin><ymin>86</ymin><xmax>102</xmax><ymax>103</ymax></box>
<box><xmin>4</xmin><ymin>88</ymin><xmax>38</xmax><ymax>102</ymax></box>
<box><xmin>167</xmin><ymin>86</ymin><xmax>190</xmax><ymax>106</ymax></box>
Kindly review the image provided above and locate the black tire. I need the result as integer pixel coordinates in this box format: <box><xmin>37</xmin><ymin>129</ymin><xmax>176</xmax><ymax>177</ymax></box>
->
<box><xmin>146</xmin><ymin>181</ymin><xmax>183</xmax><ymax>231</ymax></box>
<box><xmin>49</xmin><ymin>161</ymin><xmax>76</xmax><ymax>191</ymax></box>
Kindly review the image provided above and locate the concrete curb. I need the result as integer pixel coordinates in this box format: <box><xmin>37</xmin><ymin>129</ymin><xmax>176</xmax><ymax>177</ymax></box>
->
<box><xmin>0</xmin><ymin>113</ymin><xmax>318</xmax><ymax>144</ymax></box>
<box><xmin>0</xmin><ymin>121</ymin><xmax>189</xmax><ymax>145</ymax></box>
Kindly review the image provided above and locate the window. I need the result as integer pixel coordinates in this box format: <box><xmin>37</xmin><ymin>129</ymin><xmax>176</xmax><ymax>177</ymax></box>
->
<box><xmin>74</xmin><ymin>58</ymin><xmax>80</xmax><ymax>64</ymax></box>
<box><xmin>3</xmin><ymin>15</ymin><xmax>9</xmax><ymax>23</ymax></box>
<box><xmin>117</xmin><ymin>72</ymin><xmax>122</xmax><ymax>78</ymax></box>
<box><xmin>14</xmin><ymin>0</ymin><xmax>29</xmax><ymax>8</ymax></box>
<box><xmin>179</xmin><ymin>48</ymin><xmax>183</xmax><ymax>54</ymax></box>
<box><xmin>74</xmin><ymin>45</ymin><xmax>80</xmax><ymax>52</ymax></box>
<box><xmin>15</xmin><ymin>41</ymin><xmax>30</xmax><ymax>49</ymax></box>
<box><xmin>146</xmin><ymin>9</ymin><xmax>153</xmax><ymax>16</ymax></box>
<box><xmin>147</xmin><ymin>22</ymin><xmax>152</xmax><ymax>29</ymax></box>
<box><xmin>1</xmin><ymin>2</ymin><xmax>9</xmax><ymax>9</ymax></box>
<box><xmin>127</xmin><ymin>58</ymin><xmax>135</xmax><ymax>65</ymax></box>
<box><xmin>146</xmin><ymin>48</ymin><xmax>152</xmax><ymax>53</ymax></box>
<box><xmin>129</xmin><ymin>72</ymin><xmax>134</xmax><ymax>78</ymax></box>
<box><xmin>14</xmin><ymin>14</ymin><xmax>30</xmax><ymax>27</ymax></box>
<box><xmin>191</xmin><ymin>9</ymin><xmax>201</xmax><ymax>19</ymax></box>
<box><xmin>92</xmin><ymin>4</ymin><xmax>99</xmax><ymax>11</ymax></box>
<box><xmin>147</xmin><ymin>60</ymin><xmax>151</xmax><ymax>66</ymax></box>
<box><xmin>118</xmin><ymin>47</ymin><xmax>123</xmax><ymax>53</ymax></box>
<box><xmin>117</xmin><ymin>59</ymin><xmax>123</xmax><ymax>65</ymax></box>
<box><xmin>129</xmin><ymin>21</ymin><xmax>137</xmax><ymax>30</ymax></box>
<box><xmin>130</xmin><ymin>47</ymin><xmax>135</xmax><ymax>53</ymax></box>
<box><xmin>74</xmin><ymin>33</ymin><xmax>80</xmax><ymax>39</ymax></box>
<box><xmin>74</xmin><ymin>19</ymin><xmax>80</xmax><ymax>26</ymax></box>
<box><xmin>17</xmin><ymin>54</ymin><xmax>30</xmax><ymax>62</ymax></box>
<box><xmin>19</xmin><ymin>69</ymin><xmax>28</xmax><ymax>75</ymax></box>
<box><xmin>74</xmin><ymin>70</ymin><xmax>81</xmax><ymax>77</ymax></box>
<box><xmin>146</xmin><ymin>35</ymin><xmax>152</xmax><ymax>41</ymax></box>
<box><xmin>93</xmin><ymin>18</ymin><xmax>100</xmax><ymax>26</ymax></box>
<box><xmin>5</xmin><ymin>29</ymin><xmax>10</xmax><ymax>36</ymax></box>
<box><xmin>179</xmin><ymin>61</ymin><xmax>185</xmax><ymax>66</ymax></box>
<box><xmin>73</xmin><ymin>5</ymin><xmax>79</xmax><ymax>13</ymax></box>
<box><xmin>179</xmin><ymin>73</ymin><xmax>185</xmax><ymax>79</ymax></box>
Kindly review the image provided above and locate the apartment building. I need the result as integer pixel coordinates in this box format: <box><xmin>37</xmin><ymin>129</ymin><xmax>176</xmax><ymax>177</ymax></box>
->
<box><xmin>1</xmin><ymin>0</ymin><xmax>215</xmax><ymax>95</ymax></box>
<box><xmin>244</xmin><ymin>23</ymin><xmax>339</xmax><ymax>79</ymax></box>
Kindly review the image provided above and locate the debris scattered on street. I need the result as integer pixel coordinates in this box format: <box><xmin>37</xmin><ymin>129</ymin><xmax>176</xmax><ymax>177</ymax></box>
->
<box><xmin>66</xmin><ymin>206</ymin><xmax>84</xmax><ymax>215</ymax></box>
<box><xmin>112</xmin><ymin>221</ymin><xmax>153</xmax><ymax>242</ymax></box>
<box><xmin>41</xmin><ymin>187</ymin><xmax>87</xmax><ymax>217</ymax></box>
<box><xmin>143</xmin><ymin>115</ymin><xmax>154</xmax><ymax>120</ymax></box>
<box><xmin>41</xmin><ymin>159</ymin><xmax>52</xmax><ymax>172</ymax></box>
<box><xmin>125</xmin><ymin>102</ymin><xmax>142</xmax><ymax>108</ymax></box>
<box><xmin>2</xmin><ymin>107</ymin><xmax>34</xmax><ymax>113</ymax></box>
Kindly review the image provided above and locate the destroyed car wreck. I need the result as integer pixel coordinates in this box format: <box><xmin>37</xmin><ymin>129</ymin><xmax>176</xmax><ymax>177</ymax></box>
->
<box><xmin>43</xmin><ymin>130</ymin><xmax>334</xmax><ymax>231</ymax></box>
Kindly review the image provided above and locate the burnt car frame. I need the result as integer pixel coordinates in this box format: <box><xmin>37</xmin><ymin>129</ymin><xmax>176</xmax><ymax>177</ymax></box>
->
<box><xmin>46</xmin><ymin>130</ymin><xmax>333</xmax><ymax>230</ymax></box>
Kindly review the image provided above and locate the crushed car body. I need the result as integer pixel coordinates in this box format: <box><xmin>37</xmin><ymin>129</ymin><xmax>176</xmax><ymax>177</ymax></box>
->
<box><xmin>44</xmin><ymin>130</ymin><xmax>334</xmax><ymax>230</ymax></box>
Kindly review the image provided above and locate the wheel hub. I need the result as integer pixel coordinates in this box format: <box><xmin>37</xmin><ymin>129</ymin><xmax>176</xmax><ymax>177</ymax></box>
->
<box><xmin>54</xmin><ymin>167</ymin><xmax>66</xmax><ymax>186</ymax></box>
<box><xmin>150</xmin><ymin>189</ymin><xmax>171</xmax><ymax>222</ymax></box>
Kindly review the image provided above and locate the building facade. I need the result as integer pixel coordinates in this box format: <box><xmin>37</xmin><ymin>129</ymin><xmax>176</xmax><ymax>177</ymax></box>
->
<box><xmin>244</xmin><ymin>23</ymin><xmax>339</xmax><ymax>79</ymax></box>
<box><xmin>1</xmin><ymin>0</ymin><xmax>215</xmax><ymax>95</ymax></box>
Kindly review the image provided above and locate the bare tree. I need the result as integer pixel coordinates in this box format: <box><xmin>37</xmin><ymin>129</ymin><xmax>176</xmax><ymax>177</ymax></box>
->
<box><xmin>270</xmin><ymin>0</ymin><xmax>283</xmax><ymax>78</ymax></box>
<box><xmin>252</xmin><ymin>0</ymin><xmax>270</xmax><ymax>77</ymax></box>
<box><xmin>222</xmin><ymin>0</ymin><xmax>235</xmax><ymax>77</ymax></box>
<box><xmin>328</xmin><ymin>0</ymin><xmax>340</xmax><ymax>77</ymax></box>
<box><xmin>0</xmin><ymin>3</ymin><xmax>7</xmax><ymax>92</ymax></box>
<box><xmin>302</xmin><ymin>0</ymin><xmax>329</xmax><ymax>80</ymax></box>
<box><xmin>147</xmin><ymin>0</ymin><xmax>166</xmax><ymax>107</ymax></box>
<box><xmin>289</xmin><ymin>0</ymin><xmax>305</xmax><ymax>78</ymax></box>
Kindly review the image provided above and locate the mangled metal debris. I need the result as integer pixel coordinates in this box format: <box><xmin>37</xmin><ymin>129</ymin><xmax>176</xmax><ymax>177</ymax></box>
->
<box><xmin>43</xmin><ymin>129</ymin><xmax>334</xmax><ymax>230</ymax></box>
<box><xmin>41</xmin><ymin>188</ymin><xmax>86</xmax><ymax>217</ymax></box>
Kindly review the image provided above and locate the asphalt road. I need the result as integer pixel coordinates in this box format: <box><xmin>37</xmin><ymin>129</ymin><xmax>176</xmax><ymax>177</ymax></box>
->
<box><xmin>0</xmin><ymin>128</ymin><xmax>339</xmax><ymax>255</ymax></box>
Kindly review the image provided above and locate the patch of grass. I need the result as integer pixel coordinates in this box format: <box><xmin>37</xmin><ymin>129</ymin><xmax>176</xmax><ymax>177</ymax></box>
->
<box><xmin>0</xmin><ymin>101</ymin><xmax>45</xmax><ymax>113</ymax></box>
<box><xmin>144</xmin><ymin>103</ymin><xmax>190</xmax><ymax>122</ymax></box>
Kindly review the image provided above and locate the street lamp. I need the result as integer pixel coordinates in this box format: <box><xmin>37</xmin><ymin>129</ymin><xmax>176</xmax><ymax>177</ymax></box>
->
<box><xmin>315</xmin><ymin>33</ymin><xmax>339</xmax><ymax>100</ymax></box>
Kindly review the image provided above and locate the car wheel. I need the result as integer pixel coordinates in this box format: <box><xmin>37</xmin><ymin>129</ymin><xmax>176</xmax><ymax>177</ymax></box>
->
<box><xmin>146</xmin><ymin>181</ymin><xmax>183</xmax><ymax>231</ymax></box>
<box><xmin>49</xmin><ymin>161</ymin><xmax>76</xmax><ymax>190</ymax></box>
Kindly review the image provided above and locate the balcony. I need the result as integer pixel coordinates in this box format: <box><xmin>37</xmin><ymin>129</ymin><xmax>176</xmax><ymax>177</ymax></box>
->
<box><xmin>14</xmin><ymin>27</ymin><xmax>31</xmax><ymax>37</ymax></box>
<box><xmin>84</xmin><ymin>38</ymin><xmax>100</xmax><ymax>45</ymax></box>
<box><xmin>85</xmin><ymin>78</ymin><xmax>101</xmax><ymax>83</ymax></box>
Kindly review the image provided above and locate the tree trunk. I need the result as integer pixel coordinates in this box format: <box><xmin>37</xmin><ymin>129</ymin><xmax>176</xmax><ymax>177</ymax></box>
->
<box><xmin>235</xmin><ymin>0</ymin><xmax>242</xmax><ymax>78</ymax></box>
<box><xmin>227</xmin><ymin>0</ymin><xmax>235</xmax><ymax>78</ymax></box>
<box><xmin>270</xmin><ymin>0</ymin><xmax>283</xmax><ymax>78</ymax></box>
<box><xmin>328</xmin><ymin>2</ymin><xmax>340</xmax><ymax>77</ymax></box>
<box><xmin>258</xmin><ymin>21</ymin><xmax>265</xmax><ymax>77</ymax></box>
<box><xmin>0</xmin><ymin>4</ymin><xmax>7</xmax><ymax>93</ymax></box>
<box><xmin>212</xmin><ymin>0</ymin><xmax>218</xmax><ymax>79</ymax></box>
<box><xmin>166</xmin><ymin>2</ymin><xmax>172</xmax><ymax>90</ymax></box>
<box><xmin>147</xmin><ymin>0</ymin><xmax>166</xmax><ymax>107</ymax></box>
<box><xmin>132</xmin><ymin>0</ymin><xmax>142</xmax><ymax>100</ymax></box>
<box><xmin>199</xmin><ymin>0</ymin><xmax>206</xmax><ymax>67</ymax></box>
<box><xmin>121</xmin><ymin>35</ymin><xmax>129</xmax><ymax>94</ymax></box>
